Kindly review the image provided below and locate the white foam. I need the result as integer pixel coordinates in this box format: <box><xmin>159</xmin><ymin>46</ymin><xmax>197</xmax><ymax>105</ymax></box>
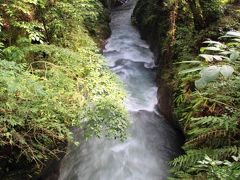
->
<box><xmin>58</xmin><ymin>1</ymin><xmax>180</xmax><ymax>179</ymax></box>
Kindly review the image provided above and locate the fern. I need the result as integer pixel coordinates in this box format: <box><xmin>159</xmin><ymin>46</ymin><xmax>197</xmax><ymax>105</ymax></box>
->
<box><xmin>171</xmin><ymin>146</ymin><xmax>240</xmax><ymax>172</ymax></box>
<box><xmin>190</xmin><ymin>115</ymin><xmax>238</xmax><ymax>131</ymax></box>
<box><xmin>171</xmin><ymin>149</ymin><xmax>209</xmax><ymax>171</ymax></box>
<box><xmin>186</xmin><ymin>129</ymin><xmax>233</xmax><ymax>148</ymax></box>
<box><xmin>213</xmin><ymin>146</ymin><xmax>240</xmax><ymax>159</ymax></box>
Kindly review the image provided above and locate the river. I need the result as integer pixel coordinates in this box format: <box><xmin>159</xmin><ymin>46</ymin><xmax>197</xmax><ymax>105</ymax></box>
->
<box><xmin>58</xmin><ymin>1</ymin><xmax>181</xmax><ymax>179</ymax></box>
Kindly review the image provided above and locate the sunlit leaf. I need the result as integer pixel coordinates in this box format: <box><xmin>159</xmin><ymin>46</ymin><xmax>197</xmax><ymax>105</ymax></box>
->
<box><xmin>203</xmin><ymin>40</ymin><xmax>225</xmax><ymax>46</ymax></box>
<box><xmin>174</xmin><ymin>61</ymin><xmax>202</xmax><ymax>64</ymax></box>
<box><xmin>220</xmin><ymin>65</ymin><xmax>234</xmax><ymax>78</ymax></box>
<box><xmin>202</xmin><ymin>47</ymin><xmax>223</xmax><ymax>52</ymax></box>
<box><xmin>179</xmin><ymin>67</ymin><xmax>203</xmax><ymax>74</ymax></box>
<box><xmin>230</xmin><ymin>51</ymin><xmax>239</xmax><ymax>61</ymax></box>
<box><xmin>195</xmin><ymin>78</ymin><xmax>207</xmax><ymax>89</ymax></box>
<box><xmin>199</xmin><ymin>54</ymin><xmax>214</xmax><ymax>62</ymax></box>
<box><xmin>200</xmin><ymin>65</ymin><xmax>220</xmax><ymax>82</ymax></box>
<box><xmin>226</xmin><ymin>31</ymin><xmax>240</xmax><ymax>38</ymax></box>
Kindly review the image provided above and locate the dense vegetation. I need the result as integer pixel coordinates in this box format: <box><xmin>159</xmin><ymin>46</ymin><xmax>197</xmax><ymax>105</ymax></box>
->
<box><xmin>133</xmin><ymin>0</ymin><xmax>240</xmax><ymax>179</ymax></box>
<box><xmin>171</xmin><ymin>31</ymin><xmax>240</xmax><ymax>179</ymax></box>
<box><xmin>0</xmin><ymin>0</ymin><xmax>128</xmax><ymax>178</ymax></box>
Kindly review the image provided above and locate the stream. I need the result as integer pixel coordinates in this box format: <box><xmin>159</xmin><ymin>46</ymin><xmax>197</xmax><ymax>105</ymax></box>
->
<box><xmin>58</xmin><ymin>1</ymin><xmax>181</xmax><ymax>179</ymax></box>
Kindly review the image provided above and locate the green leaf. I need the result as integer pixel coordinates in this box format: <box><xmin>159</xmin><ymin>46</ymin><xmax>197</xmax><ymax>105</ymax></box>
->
<box><xmin>230</xmin><ymin>51</ymin><xmax>239</xmax><ymax>61</ymax></box>
<box><xmin>202</xmin><ymin>47</ymin><xmax>223</xmax><ymax>52</ymax></box>
<box><xmin>174</xmin><ymin>61</ymin><xmax>202</xmax><ymax>64</ymax></box>
<box><xmin>179</xmin><ymin>67</ymin><xmax>203</xmax><ymax>75</ymax></box>
<box><xmin>233</xmin><ymin>38</ymin><xmax>240</xmax><ymax>42</ymax></box>
<box><xmin>203</xmin><ymin>40</ymin><xmax>224</xmax><ymax>46</ymax></box>
<box><xmin>219</xmin><ymin>51</ymin><xmax>231</xmax><ymax>55</ymax></box>
<box><xmin>200</xmin><ymin>65</ymin><xmax>221</xmax><ymax>82</ymax></box>
<box><xmin>199</xmin><ymin>54</ymin><xmax>214</xmax><ymax>62</ymax></box>
<box><xmin>226</xmin><ymin>31</ymin><xmax>240</xmax><ymax>38</ymax></box>
<box><xmin>204</xmin><ymin>155</ymin><xmax>212</xmax><ymax>162</ymax></box>
<box><xmin>232</xmin><ymin>156</ymin><xmax>239</xmax><ymax>162</ymax></box>
<box><xmin>220</xmin><ymin>65</ymin><xmax>234</xmax><ymax>78</ymax></box>
<box><xmin>195</xmin><ymin>78</ymin><xmax>207</xmax><ymax>89</ymax></box>
<box><xmin>199</xmin><ymin>54</ymin><xmax>227</xmax><ymax>61</ymax></box>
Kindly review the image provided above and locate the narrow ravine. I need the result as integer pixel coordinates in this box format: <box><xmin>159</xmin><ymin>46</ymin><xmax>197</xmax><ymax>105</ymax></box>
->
<box><xmin>59</xmin><ymin>1</ymin><xmax>181</xmax><ymax>179</ymax></box>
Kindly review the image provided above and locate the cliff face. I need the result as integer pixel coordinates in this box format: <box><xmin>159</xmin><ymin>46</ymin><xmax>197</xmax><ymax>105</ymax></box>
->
<box><xmin>132</xmin><ymin>0</ymin><xmax>171</xmax><ymax>65</ymax></box>
<box><xmin>132</xmin><ymin>0</ymin><xmax>181</xmax><ymax>131</ymax></box>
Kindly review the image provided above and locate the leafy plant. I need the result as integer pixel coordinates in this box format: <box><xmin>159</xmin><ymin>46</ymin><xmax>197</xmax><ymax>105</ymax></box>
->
<box><xmin>0</xmin><ymin>0</ymin><xmax>128</xmax><ymax>178</ymax></box>
<box><xmin>179</xmin><ymin>31</ymin><xmax>240</xmax><ymax>89</ymax></box>
<box><xmin>197</xmin><ymin>155</ymin><xmax>240</xmax><ymax>179</ymax></box>
<box><xmin>171</xmin><ymin>31</ymin><xmax>240</xmax><ymax>179</ymax></box>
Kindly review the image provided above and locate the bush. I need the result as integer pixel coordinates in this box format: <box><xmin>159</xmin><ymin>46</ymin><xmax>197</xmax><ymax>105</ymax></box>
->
<box><xmin>171</xmin><ymin>31</ymin><xmax>240</xmax><ymax>179</ymax></box>
<box><xmin>0</xmin><ymin>0</ymin><xmax>128</xmax><ymax>178</ymax></box>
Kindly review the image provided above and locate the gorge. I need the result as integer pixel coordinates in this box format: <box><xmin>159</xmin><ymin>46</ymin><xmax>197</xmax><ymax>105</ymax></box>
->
<box><xmin>58</xmin><ymin>1</ymin><xmax>182</xmax><ymax>179</ymax></box>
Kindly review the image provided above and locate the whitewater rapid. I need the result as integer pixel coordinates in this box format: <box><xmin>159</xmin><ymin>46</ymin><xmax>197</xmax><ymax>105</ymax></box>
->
<box><xmin>59</xmin><ymin>1</ymin><xmax>181</xmax><ymax>179</ymax></box>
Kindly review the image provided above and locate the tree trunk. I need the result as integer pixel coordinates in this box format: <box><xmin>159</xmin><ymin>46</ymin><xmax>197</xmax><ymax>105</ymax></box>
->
<box><xmin>185</xmin><ymin>0</ymin><xmax>206</xmax><ymax>30</ymax></box>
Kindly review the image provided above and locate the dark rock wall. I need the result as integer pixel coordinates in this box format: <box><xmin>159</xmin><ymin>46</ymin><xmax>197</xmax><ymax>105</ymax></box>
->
<box><xmin>132</xmin><ymin>0</ymin><xmax>171</xmax><ymax>65</ymax></box>
<box><xmin>132</xmin><ymin>0</ymin><xmax>183</xmax><ymax>133</ymax></box>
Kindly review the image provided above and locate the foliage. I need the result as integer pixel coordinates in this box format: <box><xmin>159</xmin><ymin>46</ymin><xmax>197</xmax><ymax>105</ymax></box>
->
<box><xmin>0</xmin><ymin>59</ymin><xmax>72</xmax><ymax>168</ymax></box>
<box><xmin>199</xmin><ymin>0</ymin><xmax>224</xmax><ymax>25</ymax></box>
<box><xmin>179</xmin><ymin>31</ymin><xmax>240</xmax><ymax>89</ymax></box>
<box><xmin>197</xmin><ymin>155</ymin><xmax>240</xmax><ymax>179</ymax></box>
<box><xmin>40</xmin><ymin>0</ymin><xmax>110</xmax><ymax>45</ymax></box>
<box><xmin>171</xmin><ymin>32</ymin><xmax>240</xmax><ymax>179</ymax></box>
<box><xmin>0</xmin><ymin>0</ymin><xmax>45</xmax><ymax>45</ymax></box>
<box><xmin>0</xmin><ymin>0</ymin><xmax>128</xmax><ymax>178</ymax></box>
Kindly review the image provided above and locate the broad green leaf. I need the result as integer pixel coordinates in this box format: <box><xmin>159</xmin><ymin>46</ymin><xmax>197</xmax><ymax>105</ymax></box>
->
<box><xmin>179</xmin><ymin>67</ymin><xmax>203</xmax><ymax>75</ymax></box>
<box><xmin>200</xmin><ymin>65</ymin><xmax>221</xmax><ymax>82</ymax></box>
<box><xmin>233</xmin><ymin>38</ymin><xmax>240</xmax><ymax>42</ymax></box>
<box><xmin>220</xmin><ymin>65</ymin><xmax>234</xmax><ymax>78</ymax></box>
<box><xmin>203</xmin><ymin>40</ymin><xmax>224</xmax><ymax>46</ymax></box>
<box><xmin>230</xmin><ymin>51</ymin><xmax>239</xmax><ymax>61</ymax></box>
<box><xmin>204</xmin><ymin>155</ymin><xmax>212</xmax><ymax>162</ymax></box>
<box><xmin>226</xmin><ymin>31</ymin><xmax>240</xmax><ymax>38</ymax></box>
<box><xmin>202</xmin><ymin>47</ymin><xmax>223</xmax><ymax>52</ymax></box>
<box><xmin>232</xmin><ymin>156</ymin><xmax>239</xmax><ymax>162</ymax></box>
<box><xmin>219</xmin><ymin>51</ymin><xmax>231</xmax><ymax>55</ymax></box>
<box><xmin>212</xmin><ymin>55</ymin><xmax>224</xmax><ymax>61</ymax></box>
<box><xmin>221</xmin><ymin>31</ymin><xmax>240</xmax><ymax>38</ymax></box>
<box><xmin>199</xmin><ymin>54</ymin><xmax>214</xmax><ymax>62</ymax></box>
<box><xmin>195</xmin><ymin>78</ymin><xmax>207</xmax><ymax>89</ymax></box>
<box><xmin>174</xmin><ymin>61</ymin><xmax>202</xmax><ymax>64</ymax></box>
<box><xmin>199</xmin><ymin>54</ymin><xmax>226</xmax><ymax>61</ymax></box>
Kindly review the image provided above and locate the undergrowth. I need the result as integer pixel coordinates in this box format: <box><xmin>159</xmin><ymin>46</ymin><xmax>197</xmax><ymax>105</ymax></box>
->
<box><xmin>169</xmin><ymin>4</ymin><xmax>240</xmax><ymax>179</ymax></box>
<box><xmin>0</xmin><ymin>0</ymin><xmax>128</xmax><ymax>178</ymax></box>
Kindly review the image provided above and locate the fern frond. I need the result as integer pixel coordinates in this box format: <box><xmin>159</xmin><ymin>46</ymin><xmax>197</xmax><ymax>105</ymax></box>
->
<box><xmin>186</xmin><ymin>129</ymin><xmax>239</xmax><ymax>148</ymax></box>
<box><xmin>171</xmin><ymin>149</ymin><xmax>208</xmax><ymax>171</ymax></box>
<box><xmin>170</xmin><ymin>146</ymin><xmax>240</xmax><ymax>171</ymax></box>
<box><xmin>191</xmin><ymin>115</ymin><xmax>238</xmax><ymax>131</ymax></box>
<box><xmin>212</xmin><ymin>146</ymin><xmax>240</xmax><ymax>159</ymax></box>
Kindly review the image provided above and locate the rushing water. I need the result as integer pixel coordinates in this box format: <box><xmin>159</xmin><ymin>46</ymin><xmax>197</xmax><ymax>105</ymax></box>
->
<box><xmin>59</xmin><ymin>1</ymin><xmax>181</xmax><ymax>179</ymax></box>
